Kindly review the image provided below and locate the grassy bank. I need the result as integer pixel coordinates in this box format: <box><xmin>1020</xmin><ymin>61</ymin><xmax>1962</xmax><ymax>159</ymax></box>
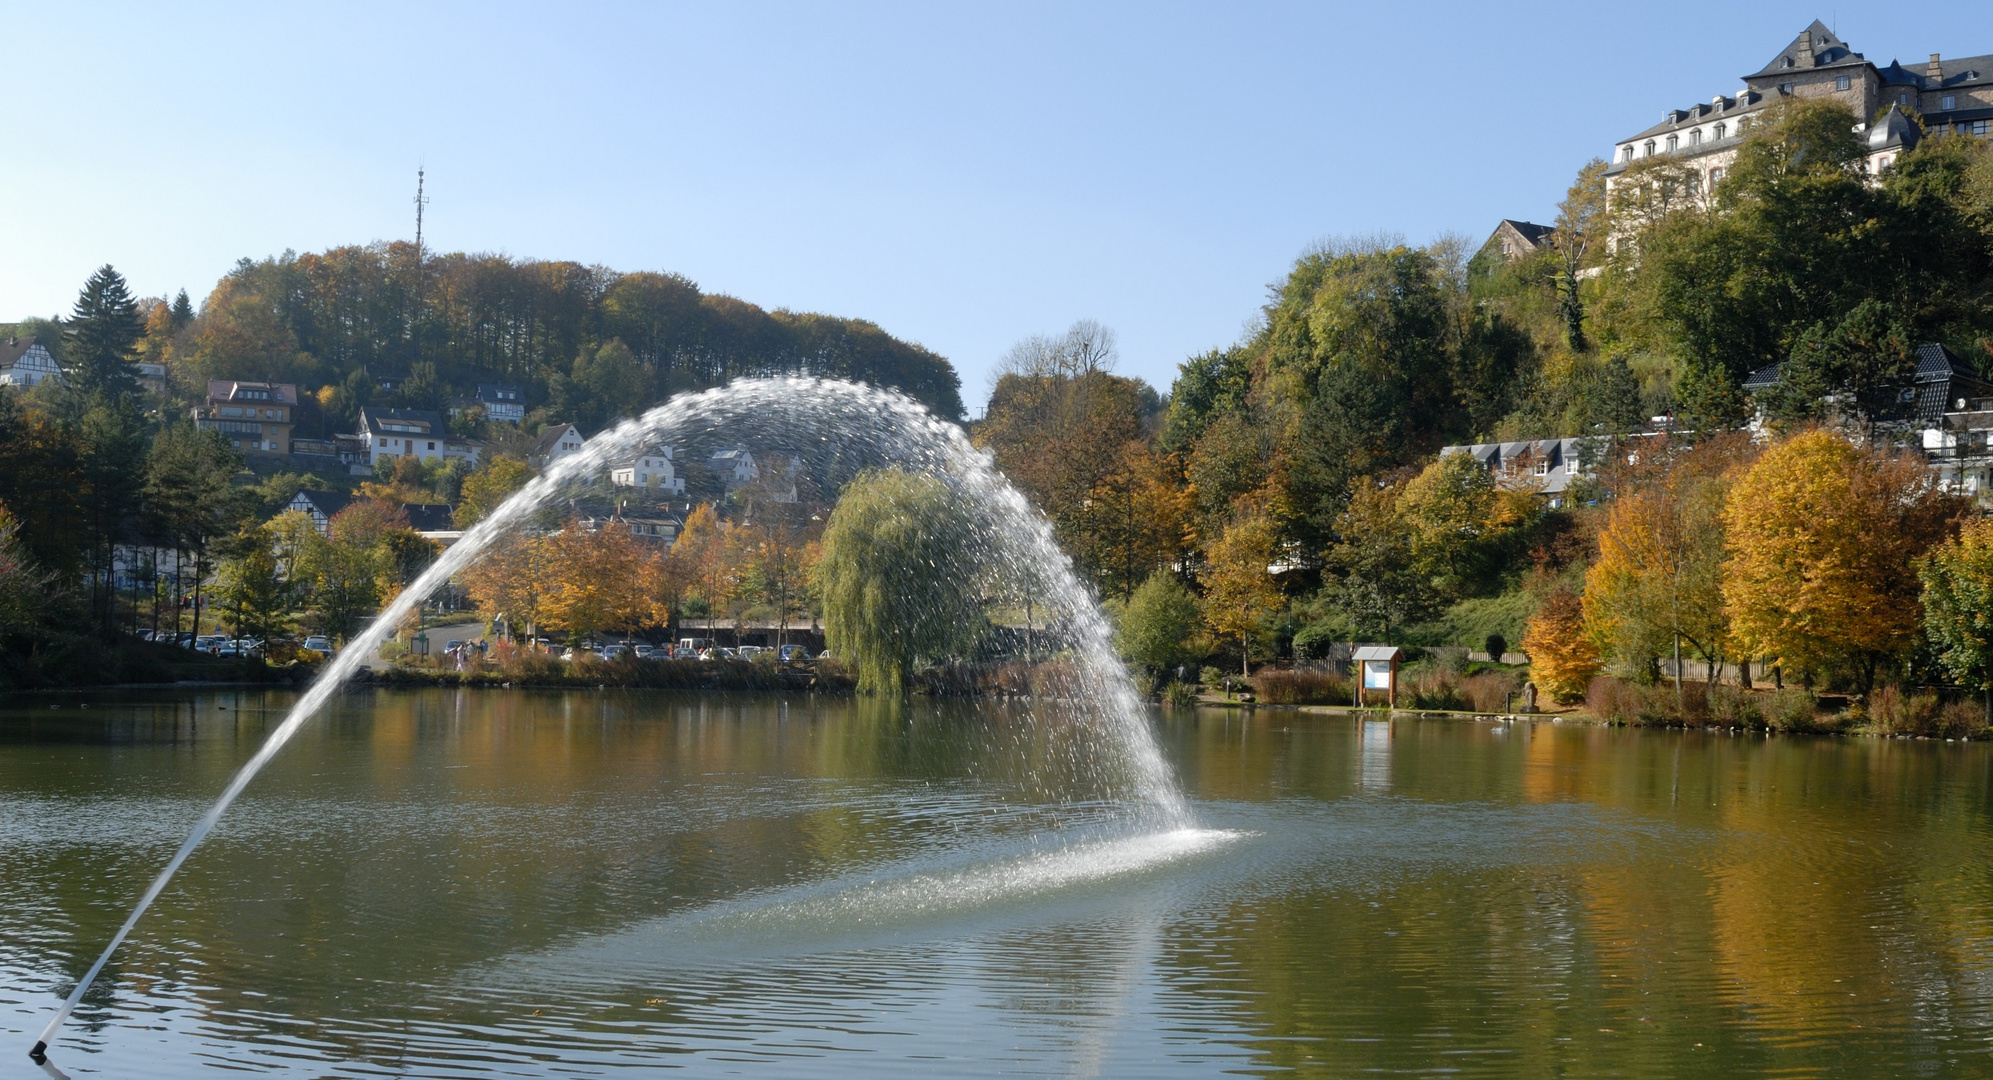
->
<box><xmin>1</xmin><ymin>638</ymin><xmax>306</xmax><ymax>691</ymax></box>
<box><xmin>366</xmin><ymin>653</ymin><xmax>855</xmax><ymax>693</ymax></box>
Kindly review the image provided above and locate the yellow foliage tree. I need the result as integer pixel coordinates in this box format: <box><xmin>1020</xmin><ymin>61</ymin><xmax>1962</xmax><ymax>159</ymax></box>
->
<box><xmin>536</xmin><ymin>518</ymin><xmax>652</xmax><ymax>643</ymax></box>
<box><xmin>1582</xmin><ymin>438</ymin><xmax>1743</xmax><ymax>683</ymax></box>
<box><xmin>1722</xmin><ymin>430</ymin><xmax>1962</xmax><ymax>690</ymax></box>
<box><xmin>1200</xmin><ymin>499</ymin><xmax>1284</xmax><ymax>676</ymax></box>
<box><xmin>460</xmin><ymin>531</ymin><xmax>547</xmax><ymax>640</ymax></box>
<box><xmin>1523</xmin><ymin>586</ymin><xmax>1600</xmax><ymax>702</ymax></box>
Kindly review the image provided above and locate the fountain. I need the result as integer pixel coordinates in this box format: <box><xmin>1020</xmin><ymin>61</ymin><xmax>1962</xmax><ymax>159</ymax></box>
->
<box><xmin>29</xmin><ymin>377</ymin><xmax>1193</xmax><ymax>1062</ymax></box>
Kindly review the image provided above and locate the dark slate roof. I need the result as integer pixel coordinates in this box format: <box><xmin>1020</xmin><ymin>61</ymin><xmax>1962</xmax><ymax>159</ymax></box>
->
<box><xmin>1912</xmin><ymin>344</ymin><xmax>1993</xmax><ymax>421</ymax></box>
<box><xmin>1742</xmin><ymin>362</ymin><xmax>1786</xmax><ymax>390</ymax></box>
<box><xmin>358</xmin><ymin>406</ymin><xmax>445</xmax><ymax>437</ymax></box>
<box><xmin>1868</xmin><ymin>104</ymin><xmax>1922</xmax><ymax>155</ymax></box>
<box><xmin>1747</xmin><ymin>21</ymin><xmax>1864</xmax><ymax>79</ymax></box>
<box><xmin>1611</xmin><ymin>91</ymin><xmax>1764</xmax><ymax>151</ymax></box>
<box><xmin>405</xmin><ymin>504</ymin><xmax>456</xmax><ymax>532</ymax></box>
<box><xmin>475</xmin><ymin>383</ymin><xmax>523</xmax><ymax>403</ymax></box>
<box><xmin>290</xmin><ymin>489</ymin><xmax>354</xmax><ymax>518</ymax></box>
<box><xmin>0</xmin><ymin>336</ymin><xmax>51</xmax><ymax>368</ymax></box>
<box><xmin>1502</xmin><ymin>220</ymin><xmax>1555</xmax><ymax>246</ymax></box>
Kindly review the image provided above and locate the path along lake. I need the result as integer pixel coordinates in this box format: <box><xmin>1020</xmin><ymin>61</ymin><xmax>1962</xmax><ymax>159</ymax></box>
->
<box><xmin>3</xmin><ymin>687</ymin><xmax>1992</xmax><ymax>1077</ymax></box>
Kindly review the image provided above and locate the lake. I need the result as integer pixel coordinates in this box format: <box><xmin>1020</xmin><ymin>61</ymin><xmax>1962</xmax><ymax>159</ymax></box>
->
<box><xmin>3</xmin><ymin>687</ymin><xmax>1992</xmax><ymax>1077</ymax></box>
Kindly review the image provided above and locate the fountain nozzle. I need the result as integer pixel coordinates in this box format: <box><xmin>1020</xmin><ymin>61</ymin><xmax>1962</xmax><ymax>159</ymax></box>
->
<box><xmin>29</xmin><ymin>1040</ymin><xmax>47</xmax><ymax>1062</ymax></box>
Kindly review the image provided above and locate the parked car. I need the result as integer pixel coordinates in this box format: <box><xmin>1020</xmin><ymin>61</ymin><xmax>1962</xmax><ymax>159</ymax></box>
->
<box><xmin>672</xmin><ymin>645</ymin><xmax>696</xmax><ymax>660</ymax></box>
<box><xmin>601</xmin><ymin>644</ymin><xmax>631</xmax><ymax>661</ymax></box>
<box><xmin>736</xmin><ymin>645</ymin><xmax>766</xmax><ymax>659</ymax></box>
<box><xmin>194</xmin><ymin>635</ymin><xmax>229</xmax><ymax>654</ymax></box>
<box><xmin>302</xmin><ymin>636</ymin><xmax>334</xmax><ymax>657</ymax></box>
<box><xmin>778</xmin><ymin>644</ymin><xmax>811</xmax><ymax>663</ymax></box>
<box><xmin>631</xmin><ymin>644</ymin><xmax>657</xmax><ymax>660</ymax></box>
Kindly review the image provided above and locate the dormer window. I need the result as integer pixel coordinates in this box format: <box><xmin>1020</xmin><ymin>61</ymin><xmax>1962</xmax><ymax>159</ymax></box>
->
<box><xmin>1666</xmin><ymin>134</ymin><xmax>1679</xmax><ymax>151</ymax></box>
<box><xmin>1645</xmin><ymin>140</ymin><xmax>1656</xmax><ymax>156</ymax></box>
<box><xmin>1621</xmin><ymin>145</ymin><xmax>1634</xmax><ymax>161</ymax></box>
<box><xmin>1690</xmin><ymin>129</ymin><xmax>1702</xmax><ymax>145</ymax></box>
<box><xmin>1714</xmin><ymin>122</ymin><xmax>1727</xmax><ymax>139</ymax></box>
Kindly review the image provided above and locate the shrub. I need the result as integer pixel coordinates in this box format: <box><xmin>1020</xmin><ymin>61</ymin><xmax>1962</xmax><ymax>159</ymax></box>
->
<box><xmin>1251</xmin><ymin>667</ymin><xmax>1350</xmax><ymax>705</ymax></box>
<box><xmin>1708</xmin><ymin>684</ymin><xmax>1764</xmax><ymax>727</ymax></box>
<box><xmin>1764</xmin><ymin>689</ymin><xmax>1823</xmax><ymax>732</ymax></box>
<box><xmin>1459</xmin><ymin>671</ymin><xmax>1518</xmax><ymax>712</ymax></box>
<box><xmin>1483</xmin><ymin>633</ymin><xmax>1508</xmax><ymax>662</ymax></box>
<box><xmin>1936</xmin><ymin>700</ymin><xmax>1987</xmax><ymax>739</ymax></box>
<box><xmin>1199</xmin><ymin>665</ymin><xmax>1225</xmax><ymax>688</ymax></box>
<box><xmin>1162</xmin><ymin>681</ymin><xmax>1198</xmax><ymax>708</ymax></box>
<box><xmin>1869</xmin><ymin>686</ymin><xmax>1940</xmax><ymax>735</ymax></box>
<box><xmin>1403</xmin><ymin>669</ymin><xmax>1468</xmax><ymax>711</ymax></box>
<box><xmin>1585</xmin><ymin>676</ymin><xmax>1643</xmax><ymax>723</ymax></box>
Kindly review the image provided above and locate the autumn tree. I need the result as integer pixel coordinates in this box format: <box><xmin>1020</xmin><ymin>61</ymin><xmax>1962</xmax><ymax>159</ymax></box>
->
<box><xmin>459</xmin><ymin>531</ymin><xmax>546</xmax><ymax>640</ymax></box>
<box><xmin>1920</xmin><ymin>518</ymin><xmax>1993</xmax><ymax>721</ymax></box>
<box><xmin>1523</xmin><ymin>587</ymin><xmax>1599</xmax><ymax>703</ymax></box>
<box><xmin>815</xmin><ymin>469</ymin><xmax>985</xmax><ymax>695</ymax></box>
<box><xmin>1200</xmin><ymin>499</ymin><xmax>1283</xmax><ymax>676</ymax></box>
<box><xmin>455</xmin><ymin>456</ymin><xmax>536</xmax><ymax>528</ymax></box>
<box><xmin>1722</xmin><ymin>430</ymin><xmax>1963</xmax><ymax>692</ymax></box>
<box><xmin>1583</xmin><ymin>435</ymin><xmax>1751</xmax><ymax>687</ymax></box>
<box><xmin>537</xmin><ymin>519</ymin><xmax>652</xmax><ymax>643</ymax></box>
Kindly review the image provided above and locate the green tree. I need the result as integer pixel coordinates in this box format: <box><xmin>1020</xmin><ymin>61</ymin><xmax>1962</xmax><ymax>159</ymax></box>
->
<box><xmin>64</xmin><ymin>265</ymin><xmax>143</xmax><ymax>401</ymax></box>
<box><xmin>142</xmin><ymin>424</ymin><xmax>249</xmax><ymax>641</ymax></box>
<box><xmin>815</xmin><ymin>469</ymin><xmax>985</xmax><ymax>695</ymax></box>
<box><xmin>214</xmin><ymin>525</ymin><xmax>289</xmax><ymax>642</ymax></box>
<box><xmin>1921</xmin><ymin>518</ymin><xmax>1993</xmax><ymax>721</ymax></box>
<box><xmin>1115</xmin><ymin>572</ymin><xmax>1202</xmax><ymax>681</ymax></box>
<box><xmin>455</xmin><ymin>456</ymin><xmax>536</xmax><ymax>528</ymax></box>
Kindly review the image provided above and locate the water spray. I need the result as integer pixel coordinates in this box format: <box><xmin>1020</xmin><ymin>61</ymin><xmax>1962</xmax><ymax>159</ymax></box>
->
<box><xmin>29</xmin><ymin>377</ymin><xmax>1188</xmax><ymax>1060</ymax></box>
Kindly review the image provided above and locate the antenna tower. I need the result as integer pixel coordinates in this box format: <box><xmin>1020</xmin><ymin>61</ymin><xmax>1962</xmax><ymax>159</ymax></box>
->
<box><xmin>413</xmin><ymin>167</ymin><xmax>429</xmax><ymax>261</ymax></box>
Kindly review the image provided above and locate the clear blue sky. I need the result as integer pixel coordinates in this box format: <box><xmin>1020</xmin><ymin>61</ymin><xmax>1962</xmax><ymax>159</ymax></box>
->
<box><xmin>3</xmin><ymin>2</ymin><xmax>1984</xmax><ymax>409</ymax></box>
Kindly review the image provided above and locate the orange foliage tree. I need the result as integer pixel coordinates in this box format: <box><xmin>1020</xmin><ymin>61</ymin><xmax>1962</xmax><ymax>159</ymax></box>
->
<box><xmin>1582</xmin><ymin>436</ymin><xmax>1749</xmax><ymax>684</ymax></box>
<box><xmin>1523</xmin><ymin>586</ymin><xmax>1600</xmax><ymax>703</ymax></box>
<box><xmin>1722</xmin><ymin>430</ymin><xmax>1963</xmax><ymax>690</ymax></box>
<box><xmin>535</xmin><ymin>518</ymin><xmax>655</xmax><ymax>644</ymax></box>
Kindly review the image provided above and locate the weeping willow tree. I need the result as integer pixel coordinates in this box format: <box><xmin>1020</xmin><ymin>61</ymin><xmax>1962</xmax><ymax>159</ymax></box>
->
<box><xmin>815</xmin><ymin>469</ymin><xmax>986</xmax><ymax>695</ymax></box>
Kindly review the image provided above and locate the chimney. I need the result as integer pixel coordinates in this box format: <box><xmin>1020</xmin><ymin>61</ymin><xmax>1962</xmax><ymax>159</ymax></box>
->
<box><xmin>1929</xmin><ymin>53</ymin><xmax>1943</xmax><ymax>80</ymax></box>
<box><xmin>1797</xmin><ymin>32</ymin><xmax>1815</xmax><ymax>67</ymax></box>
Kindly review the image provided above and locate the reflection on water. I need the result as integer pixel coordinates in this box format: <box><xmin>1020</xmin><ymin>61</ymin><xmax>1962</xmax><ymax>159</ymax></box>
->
<box><xmin>3</xmin><ymin>689</ymin><xmax>1993</xmax><ymax>1077</ymax></box>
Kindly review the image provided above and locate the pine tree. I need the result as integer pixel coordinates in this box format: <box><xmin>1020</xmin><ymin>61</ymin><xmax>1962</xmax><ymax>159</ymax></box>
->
<box><xmin>65</xmin><ymin>265</ymin><xmax>143</xmax><ymax>400</ymax></box>
<box><xmin>170</xmin><ymin>289</ymin><xmax>194</xmax><ymax>327</ymax></box>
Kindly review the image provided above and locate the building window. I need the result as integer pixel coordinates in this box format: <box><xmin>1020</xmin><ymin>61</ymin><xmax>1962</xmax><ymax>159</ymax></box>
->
<box><xmin>1900</xmin><ymin>92</ymin><xmax>1910</xmax><ymax>104</ymax></box>
<box><xmin>1644</xmin><ymin>140</ymin><xmax>1656</xmax><ymax>156</ymax></box>
<box><xmin>1836</xmin><ymin>75</ymin><xmax>1851</xmax><ymax>91</ymax></box>
<box><xmin>1690</xmin><ymin>128</ymin><xmax>1702</xmax><ymax>145</ymax></box>
<box><xmin>1970</xmin><ymin>120</ymin><xmax>1992</xmax><ymax>137</ymax></box>
<box><xmin>1666</xmin><ymin>134</ymin><xmax>1679</xmax><ymax>151</ymax></box>
<box><xmin>427</xmin><ymin>441</ymin><xmax>436</xmax><ymax>450</ymax></box>
<box><xmin>1711</xmin><ymin>166</ymin><xmax>1725</xmax><ymax>183</ymax></box>
<box><xmin>1714</xmin><ymin>122</ymin><xmax>1726</xmax><ymax>139</ymax></box>
<box><xmin>1621</xmin><ymin>145</ymin><xmax>1634</xmax><ymax>161</ymax></box>
<box><xmin>1944</xmin><ymin>95</ymin><xmax>1957</xmax><ymax>110</ymax></box>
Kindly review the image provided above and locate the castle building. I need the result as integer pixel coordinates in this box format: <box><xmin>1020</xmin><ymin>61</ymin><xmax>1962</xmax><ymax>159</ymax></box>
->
<box><xmin>1603</xmin><ymin>21</ymin><xmax>1990</xmax><ymax>196</ymax></box>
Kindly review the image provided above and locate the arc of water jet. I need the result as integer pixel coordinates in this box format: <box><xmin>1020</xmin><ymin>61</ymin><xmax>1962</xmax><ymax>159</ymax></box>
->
<box><xmin>30</xmin><ymin>377</ymin><xmax>1187</xmax><ymax>1061</ymax></box>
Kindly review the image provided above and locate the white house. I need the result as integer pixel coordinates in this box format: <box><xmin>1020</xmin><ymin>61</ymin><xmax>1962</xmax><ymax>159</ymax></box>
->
<box><xmin>0</xmin><ymin>337</ymin><xmax>61</xmax><ymax>388</ymax></box>
<box><xmin>708</xmin><ymin>447</ymin><xmax>758</xmax><ymax>485</ymax></box>
<box><xmin>476</xmin><ymin>383</ymin><xmax>525</xmax><ymax>423</ymax></box>
<box><xmin>610</xmin><ymin>446</ymin><xmax>685</xmax><ymax>494</ymax></box>
<box><xmin>530</xmin><ymin>423</ymin><xmax>585</xmax><ymax>469</ymax></box>
<box><xmin>356</xmin><ymin>406</ymin><xmax>481</xmax><ymax>469</ymax></box>
<box><xmin>1439</xmin><ymin>437</ymin><xmax>1588</xmax><ymax>508</ymax></box>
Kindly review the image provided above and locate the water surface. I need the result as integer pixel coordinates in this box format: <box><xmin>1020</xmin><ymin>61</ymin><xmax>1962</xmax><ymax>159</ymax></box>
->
<box><xmin>3</xmin><ymin>688</ymin><xmax>1991</xmax><ymax>1077</ymax></box>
